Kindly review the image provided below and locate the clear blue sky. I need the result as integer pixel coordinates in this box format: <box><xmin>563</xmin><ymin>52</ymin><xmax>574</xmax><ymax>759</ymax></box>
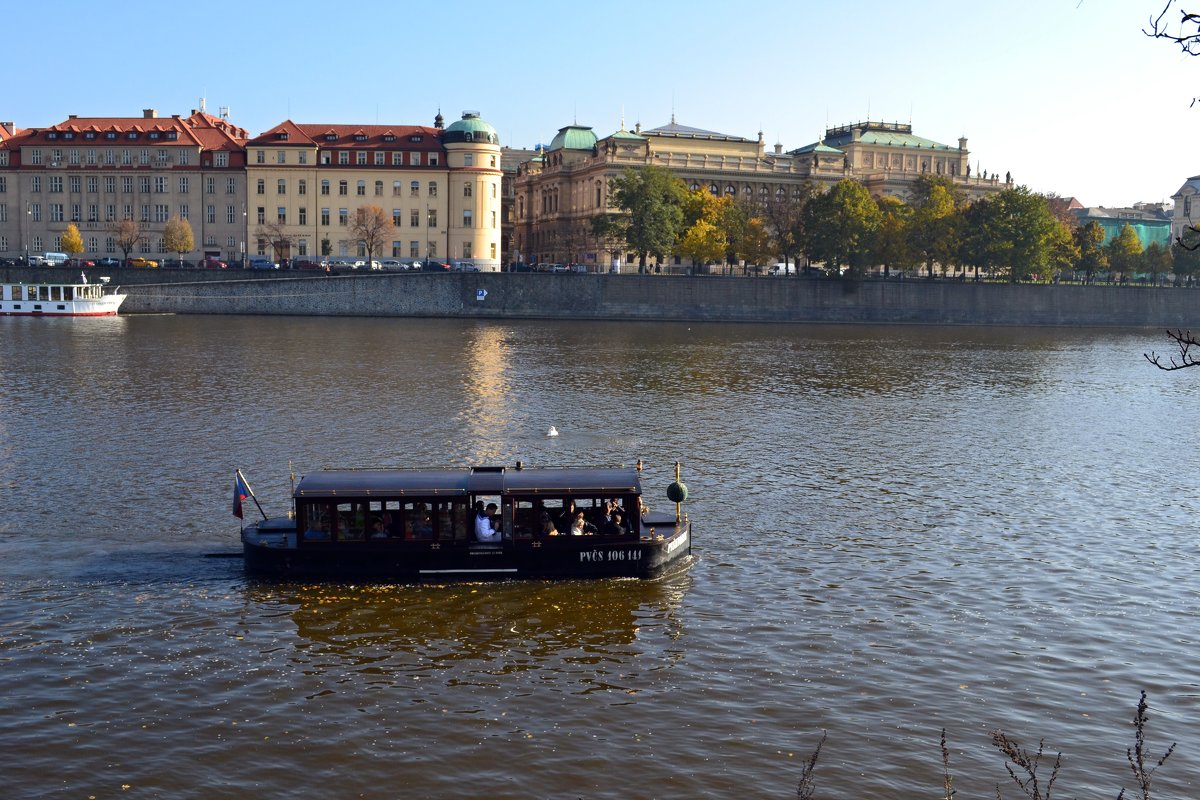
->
<box><xmin>7</xmin><ymin>0</ymin><xmax>1196</xmax><ymax>208</ymax></box>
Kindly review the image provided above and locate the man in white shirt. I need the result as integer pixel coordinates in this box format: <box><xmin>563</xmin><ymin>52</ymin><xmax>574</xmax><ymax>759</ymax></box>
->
<box><xmin>475</xmin><ymin>502</ymin><xmax>500</xmax><ymax>542</ymax></box>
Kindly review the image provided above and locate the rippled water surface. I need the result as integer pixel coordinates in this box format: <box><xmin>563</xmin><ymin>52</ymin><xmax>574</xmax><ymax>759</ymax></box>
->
<box><xmin>2</xmin><ymin>315</ymin><xmax>1198</xmax><ymax>799</ymax></box>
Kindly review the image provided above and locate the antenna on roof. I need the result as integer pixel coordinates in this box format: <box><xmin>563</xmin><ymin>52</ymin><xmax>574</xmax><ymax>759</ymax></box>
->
<box><xmin>198</xmin><ymin>95</ymin><xmax>207</xmax><ymax>113</ymax></box>
<box><xmin>219</xmin><ymin>106</ymin><xmax>229</xmax><ymax>120</ymax></box>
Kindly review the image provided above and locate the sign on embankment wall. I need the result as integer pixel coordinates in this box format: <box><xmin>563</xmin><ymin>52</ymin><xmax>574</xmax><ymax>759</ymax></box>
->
<box><xmin>6</xmin><ymin>267</ymin><xmax>1198</xmax><ymax>327</ymax></box>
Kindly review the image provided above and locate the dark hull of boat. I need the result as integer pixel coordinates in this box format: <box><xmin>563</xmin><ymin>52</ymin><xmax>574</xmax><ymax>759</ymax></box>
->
<box><xmin>242</xmin><ymin>525</ymin><xmax>692</xmax><ymax>582</ymax></box>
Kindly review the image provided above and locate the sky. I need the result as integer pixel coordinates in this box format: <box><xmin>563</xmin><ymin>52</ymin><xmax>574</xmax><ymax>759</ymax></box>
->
<box><xmin>5</xmin><ymin>0</ymin><xmax>1198</xmax><ymax>208</ymax></box>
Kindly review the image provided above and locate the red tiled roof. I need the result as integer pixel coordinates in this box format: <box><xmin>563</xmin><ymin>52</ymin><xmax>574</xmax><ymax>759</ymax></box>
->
<box><xmin>247</xmin><ymin>121</ymin><xmax>444</xmax><ymax>149</ymax></box>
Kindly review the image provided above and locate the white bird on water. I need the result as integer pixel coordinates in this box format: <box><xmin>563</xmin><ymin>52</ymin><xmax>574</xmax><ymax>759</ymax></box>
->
<box><xmin>547</xmin><ymin>426</ymin><xmax>559</xmax><ymax>437</ymax></box>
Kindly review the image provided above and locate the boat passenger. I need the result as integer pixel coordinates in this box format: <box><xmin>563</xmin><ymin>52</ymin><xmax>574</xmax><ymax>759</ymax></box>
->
<box><xmin>570</xmin><ymin>511</ymin><xmax>597</xmax><ymax>536</ymax></box>
<box><xmin>602</xmin><ymin>512</ymin><xmax>627</xmax><ymax>537</ymax></box>
<box><xmin>476</xmin><ymin>502</ymin><xmax>501</xmax><ymax>542</ymax></box>
<box><xmin>304</xmin><ymin>520</ymin><xmax>330</xmax><ymax>541</ymax></box>
<box><xmin>540</xmin><ymin>511</ymin><xmax>558</xmax><ymax>536</ymax></box>
<box><xmin>369</xmin><ymin>518</ymin><xmax>388</xmax><ymax>539</ymax></box>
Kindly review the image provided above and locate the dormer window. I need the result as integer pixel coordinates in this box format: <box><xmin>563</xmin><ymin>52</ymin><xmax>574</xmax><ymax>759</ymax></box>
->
<box><xmin>325</xmin><ymin>134</ymin><xmax>336</xmax><ymax>141</ymax></box>
<box><xmin>47</xmin><ymin>132</ymin><xmax>58</xmax><ymax>140</ymax></box>
<box><xmin>276</xmin><ymin>132</ymin><xmax>289</xmax><ymax>140</ymax></box>
<box><xmin>409</xmin><ymin>135</ymin><xmax>423</xmax><ymax>143</ymax></box>
<box><xmin>63</xmin><ymin>132</ymin><xmax>74</xmax><ymax>140</ymax></box>
<box><xmin>85</xmin><ymin>132</ymin><xmax>96</xmax><ymax>140</ymax></box>
<box><xmin>383</xmin><ymin>134</ymin><xmax>395</xmax><ymax>142</ymax></box>
<box><xmin>149</xmin><ymin>132</ymin><xmax>160</xmax><ymax>140</ymax></box>
<box><xmin>106</xmin><ymin>132</ymin><xmax>117</xmax><ymax>140</ymax></box>
<box><xmin>167</xmin><ymin>131</ymin><xmax>177</xmax><ymax>140</ymax></box>
<box><xmin>127</xmin><ymin>132</ymin><xmax>138</xmax><ymax>140</ymax></box>
<box><xmin>354</xmin><ymin>134</ymin><xmax>366</xmax><ymax>142</ymax></box>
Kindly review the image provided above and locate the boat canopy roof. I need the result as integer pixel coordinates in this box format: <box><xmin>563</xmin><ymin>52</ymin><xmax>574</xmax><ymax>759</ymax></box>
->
<box><xmin>295</xmin><ymin>465</ymin><xmax>642</xmax><ymax>499</ymax></box>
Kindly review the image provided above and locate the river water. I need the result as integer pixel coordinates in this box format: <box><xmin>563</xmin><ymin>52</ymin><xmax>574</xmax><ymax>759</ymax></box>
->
<box><xmin>1</xmin><ymin>315</ymin><xmax>1197</xmax><ymax>799</ymax></box>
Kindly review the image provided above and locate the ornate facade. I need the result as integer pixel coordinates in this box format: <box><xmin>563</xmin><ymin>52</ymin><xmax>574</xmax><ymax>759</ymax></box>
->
<box><xmin>511</xmin><ymin>117</ymin><xmax>1010</xmax><ymax>268</ymax></box>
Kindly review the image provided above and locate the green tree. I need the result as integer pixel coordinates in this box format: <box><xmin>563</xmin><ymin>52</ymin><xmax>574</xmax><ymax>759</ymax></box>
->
<box><xmin>1073</xmin><ymin>220</ymin><xmax>1108</xmax><ymax>282</ymax></box>
<box><xmin>908</xmin><ymin>180</ymin><xmax>961</xmax><ymax>278</ymax></box>
<box><xmin>1141</xmin><ymin>241</ymin><xmax>1173</xmax><ymax>285</ymax></box>
<box><xmin>609</xmin><ymin>166</ymin><xmax>687</xmax><ymax>269</ymax></box>
<box><xmin>961</xmin><ymin>187</ymin><xmax>1067</xmax><ymax>283</ymax></box>
<box><xmin>61</xmin><ymin>223</ymin><xmax>84</xmax><ymax>258</ymax></box>
<box><xmin>804</xmin><ymin>179</ymin><xmax>881</xmax><ymax>275</ymax></box>
<box><xmin>872</xmin><ymin>196</ymin><xmax>915</xmax><ymax>278</ymax></box>
<box><xmin>163</xmin><ymin>216</ymin><xmax>194</xmax><ymax>262</ymax></box>
<box><xmin>1107</xmin><ymin>224</ymin><xmax>1143</xmax><ymax>281</ymax></box>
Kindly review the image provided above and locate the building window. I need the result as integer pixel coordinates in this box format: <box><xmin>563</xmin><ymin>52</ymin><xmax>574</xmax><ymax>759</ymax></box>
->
<box><xmin>321</xmin><ymin>208</ymin><xmax>330</xmax><ymax>226</ymax></box>
<box><xmin>298</xmin><ymin>151</ymin><xmax>308</xmax><ymax>165</ymax></box>
<box><xmin>139</xmin><ymin>176</ymin><xmax>151</xmax><ymax>193</ymax></box>
<box><xmin>338</xmin><ymin>152</ymin><xmax>349</xmax><ymax>165</ymax></box>
<box><xmin>298</xmin><ymin>179</ymin><xmax>307</xmax><ymax>196</ymax></box>
<box><xmin>429</xmin><ymin>182</ymin><xmax>437</xmax><ymax>197</ymax></box>
<box><xmin>277</xmin><ymin>151</ymin><xmax>286</xmax><ymax>164</ymax></box>
<box><xmin>464</xmin><ymin>182</ymin><xmax>472</xmax><ymax>197</ymax></box>
<box><xmin>356</xmin><ymin>180</ymin><xmax>366</xmax><ymax>196</ymax></box>
<box><xmin>411</xmin><ymin>152</ymin><xmax>422</xmax><ymax>166</ymax></box>
<box><xmin>392</xmin><ymin>153</ymin><xmax>403</xmax><ymax>166</ymax></box>
<box><xmin>206</xmin><ymin>177</ymin><xmax>216</xmax><ymax>194</ymax></box>
<box><xmin>256</xmin><ymin>150</ymin><xmax>265</xmax><ymax>164</ymax></box>
<box><xmin>410</xmin><ymin>240</ymin><xmax>420</xmax><ymax>258</ymax></box>
<box><xmin>393</xmin><ymin>180</ymin><xmax>402</xmax><ymax>196</ymax></box>
<box><xmin>178</xmin><ymin>177</ymin><xmax>189</xmax><ymax>193</ymax></box>
<box><xmin>463</xmin><ymin>242</ymin><xmax>472</xmax><ymax>259</ymax></box>
<box><xmin>491</xmin><ymin>210</ymin><xmax>497</xmax><ymax>228</ymax></box>
<box><xmin>299</xmin><ymin>207</ymin><xmax>307</xmax><ymax>225</ymax></box>
<box><xmin>427</xmin><ymin>209</ymin><xmax>437</xmax><ymax>227</ymax></box>
<box><xmin>464</xmin><ymin>153</ymin><xmax>474</xmax><ymax>167</ymax></box>
<box><xmin>393</xmin><ymin>209</ymin><xmax>402</xmax><ymax>226</ymax></box>
<box><xmin>410</xmin><ymin>209</ymin><xmax>419</xmax><ymax>227</ymax></box>
<box><xmin>339</xmin><ymin>208</ymin><xmax>348</xmax><ymax>226</ymax></box>
<box><xmin>278</xmin><ymin>179</ymin><xmax>287</xmax><ymax>194</ymax></box>
<box><xmin>339</xmin><ymin>180</ymin><xmax>348</xmax><ymax>196</ymax></box>
<box><xmin>226</xmin><ymin>205</ymin><xmax>236</xmax><ymax>224</ymax></box>
<box><xmin>463</xmin><ymin>210</ymin><xmax>473</xmax><ymax>227</ymax></box>
<box><xmin>392</xmin><ymin>240</ymin><xmax>402</xmax><ymax>257</ymax></box>
<box><xmin>69</xmin><ymin>175</ymin><xmax>82</xmax><ymax>193</ymax></box>
<box><xmin>49</xmin><ymin>176</ymin><xmax>63</xmax><ymax>193</ymax></box>
<box><xmin>155</xmin><ymin>176</ymin><xmax>167</xmax><ymax>193</ymax></box>
<box><xmin>178</xmin><ymin>205</ymin><xmax>189</xmax><ymax>220</ymax></box>
<box><xmin>257</xmin><ymin>179</ymin><xmax>266</xmax><ymax>195</ymax></box>
<box><xmin>428</xmin><ymin>153</ymin><xmax>438</xmax><ymax>166</ymax></box>
<box><xmin>321</xmin><ymin>179</ymin><xmax>330</xmax><ymax>195</ymax></box>
<box><xmin>374</xmin><ymin>180</ymin><xmax>383</xmax><ymax>196</ymax></box>
<box><xmin>410</xmin><ymin>181</ymin><xmax>420</xmax><ymax>198</ymax></box>
<box><xmin>227</xmin><ymin>177</ymin><xmax>237</xmax><ymax>194</ymax></box>
<box><xmin>490</xmin><ymin>242</ymin><xmax>496</xmax><ymax>260</ymax></box>
<box><xmin>356</xmin><ymin>152</ymin><xmax>367</xmax><ymax>165</ymax></box>
<box><xmin>257</xmin><ymin>207</ymin><xmax>265</xmax><ymax>224</ymax></box>
<box><xmin>374</xmin><ymin>152</ymin><xmax>385</xmax><ymax>166</ymax></box>
<box><xmin>277</xmin><ymin>207</ymin><xmax>286</xmax><ymax>224</ymax></box>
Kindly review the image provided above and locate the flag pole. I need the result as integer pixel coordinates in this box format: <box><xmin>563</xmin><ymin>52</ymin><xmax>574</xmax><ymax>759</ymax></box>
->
<box><xmin>238</xmin><ymin>469</ymin><xmax>268</xmax><ymax>520</ymax></box>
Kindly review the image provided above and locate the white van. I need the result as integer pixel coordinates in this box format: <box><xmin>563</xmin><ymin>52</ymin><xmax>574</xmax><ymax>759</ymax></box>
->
<box><xmin>42</xmin><ymin>252</ymin><xmax>69</xmax><ymax>266</ymax></box>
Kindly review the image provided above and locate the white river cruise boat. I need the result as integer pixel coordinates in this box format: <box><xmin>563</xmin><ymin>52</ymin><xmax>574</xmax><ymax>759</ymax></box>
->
<box><xmin>0</xmin><ymin>274</ymin><xmax>125</xmax><ymax>316</ymax></box>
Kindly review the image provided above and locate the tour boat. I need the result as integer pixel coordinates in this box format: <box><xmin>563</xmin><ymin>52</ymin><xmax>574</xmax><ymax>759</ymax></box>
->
<box><xmin>0</xmin><ymin>274</ymin><xmax>125</xmax><ymax>316</ymax></box>
<box><xmin>237</xmin><ymin>462</ymin><xmax>693</xmax><ymax>581</ymax></box>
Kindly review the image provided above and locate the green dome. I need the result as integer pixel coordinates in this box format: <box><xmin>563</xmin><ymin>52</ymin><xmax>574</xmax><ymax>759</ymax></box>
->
<box><xmin>547</xmin><ymin>124</ymin><xmax>597</xmax><ymax>152</ymax></box>
<box><xmin>443</xmin><ymin>112</ymin><xmax>499</xmax><ymax>145</ymax></box>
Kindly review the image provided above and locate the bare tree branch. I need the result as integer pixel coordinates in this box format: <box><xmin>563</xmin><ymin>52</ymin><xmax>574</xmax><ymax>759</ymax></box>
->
<box><xmin>1144</xmin><ymin>329</ymin><xmax>1200</xmax><ymax>370</ymax></box>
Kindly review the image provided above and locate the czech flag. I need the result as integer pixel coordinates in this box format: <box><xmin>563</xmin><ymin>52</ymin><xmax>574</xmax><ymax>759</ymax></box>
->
<box><xmin>233</xmin><ymin>470</ymin><xmax>253</xmax><ymax>519</ymax></box>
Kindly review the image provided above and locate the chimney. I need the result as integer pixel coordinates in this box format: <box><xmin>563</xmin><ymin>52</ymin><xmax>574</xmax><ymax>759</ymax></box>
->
<box><xmin>1</xmin><ymin>122</ymin><xmax>14</xmax><ymax>135</ymax></box>
<box><xmin>143</xmin><ymin>109</ymin><xmax>157</xmax><ymax>119</ymax></box>
<box><xmin>774</xmin><ymin>143</ymin><xmax>783</xmax><ymax>154</ymax></box>
<box><xmin>68</xmin><ymin>114</ymin><xmax>78</xmax><ymax>120</ymax></box>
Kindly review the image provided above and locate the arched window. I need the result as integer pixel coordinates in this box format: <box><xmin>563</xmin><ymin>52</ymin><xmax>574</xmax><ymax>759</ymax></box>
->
<box><xmin>725</xmin><ymin>184</ymin><xmax>736</xmax><ymax>196</ymax></box>
<box><xmin>708</xmin><ymin>183</ymin><xmax>718</xmax><ymax>194</ymax></box>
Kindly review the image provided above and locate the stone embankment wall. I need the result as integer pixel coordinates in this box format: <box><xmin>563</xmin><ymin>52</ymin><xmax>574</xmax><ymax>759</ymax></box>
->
<box><xmin>4</xmin><ymin>267</ymin><xmax>1198</xmax><ymax>327</ymax></box>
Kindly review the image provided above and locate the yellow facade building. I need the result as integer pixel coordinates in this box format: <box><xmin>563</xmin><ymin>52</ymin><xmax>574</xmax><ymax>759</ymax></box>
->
<box><xmin>244</xmin><ymin>111</ymin><xmax>502</xmax><ymax>269</ymax></box>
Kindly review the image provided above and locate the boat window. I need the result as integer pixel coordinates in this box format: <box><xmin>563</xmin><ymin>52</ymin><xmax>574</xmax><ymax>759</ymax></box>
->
<box><xmin>337</xmin><ymin>501</ymin><xmax>367</xmax><ymax>541</ymax></box>
<box><xmin>51</xmin><ymin>286</ymin><xmax>62</xmax><ymax>302</ymax></box>
<box><xmin>437</xmin><ymin>500</ymin><xmax>470</xmax><ymax>541</ymax></box>
<box><xmin>24</xmin><ymin>286</ymin><xmax>34</xmax><ymax>301</ymax></box>
<box><xmin>403</xmin><ymin>501</ymin><xmax>433</xmax><ymax>539</ymax></box>
<box><xmin>63</xmin><ymin>286</ymin><xmax>74</xmax><ymax>301</ymax></box>
<box><xmin>300</xmin><ymin>502</ymin><xmax>333</xmax><ymax>542</ymax></box>
<box><xmin>38</xmin><ymin>286</ymin><xmax>50</xmax><ymax>301</ymax></box>
<box><xmin>510</xmin><ymin>499</ymin><xmax>537</xmax><ymax>539</ymax></box>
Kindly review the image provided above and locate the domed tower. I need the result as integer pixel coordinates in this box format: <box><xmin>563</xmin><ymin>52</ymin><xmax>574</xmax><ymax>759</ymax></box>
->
<box><xmin>442</xmin><ymin>111</ymin><xmax>502</xmax><ymax>271</ymax></box>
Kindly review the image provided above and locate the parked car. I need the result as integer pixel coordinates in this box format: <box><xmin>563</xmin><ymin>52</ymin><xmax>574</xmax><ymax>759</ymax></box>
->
<box><xmin>95</xmin><ymin>257</ymin><xmax>122</xmax><ymax>268</ymax></box>
<box><xmin>200</xmin><ymin>257</ymin><xmax>228</xmax><ymax>269</ymax></box>
<box><xmin>160</xmin><ymin>258</ymin><xmax>193</xmax><ymax>269</ymax></box>
<box><xmin>66</xmin><ymin>258</ymin><xmax>95</xmax><ymax>268</ymax></box>
<box><xmin>248</xmin><ymin>257</ymin><xmax>279</xmax><ymax>270</ymax></box>
<box><xmin>509</xmin><ymin>262</ymin><xmax>533</xmax><ymax>272</ymax></box>
<box><xmin>127</xmin><ymin>257</ymin><xmax>159</xmax><ymax>268</ymax></box>
<box><xmin>293</xmin><ymin>258</ymin><xmax>328</xmax><ymax>270</ymax></box>
<box><xmin>378</xmin><ymin>259</ymin><xmax>406</xmax><ymax>270</ymax></box>
<box><xmin>420</xmin><ymin>260</ymin><xmax>451</xmax><ymax>271</ymax></box>
<box><xmin>452</xmin><ymin>261</ymin><xmax>480</xmax><ymax>272</ymax></box>
<box><xmin>549</xmin><ymin>264</ymin><xmax>569</xmax><ymax>273</ymax></box>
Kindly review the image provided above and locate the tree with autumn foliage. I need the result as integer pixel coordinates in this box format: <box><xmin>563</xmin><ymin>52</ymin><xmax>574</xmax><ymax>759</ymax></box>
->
<box><xmin>61</xmin><ymin>223</ymin><xmax>84</xmax><ymax>259</ymax></box>
<box><xmin>163</xmin><ymin>216</ymin><xmax>194</xmax><ymax>262</ymax></box>
<box><xmin>803</xmin><ymin>179</ymin><xmax>881</xmax><ymax>275</ymax></box>
<box><xmin>1107</xmin><ymin>224</ymin><xmax>1144</xmax><ymax>281</ymax></box>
